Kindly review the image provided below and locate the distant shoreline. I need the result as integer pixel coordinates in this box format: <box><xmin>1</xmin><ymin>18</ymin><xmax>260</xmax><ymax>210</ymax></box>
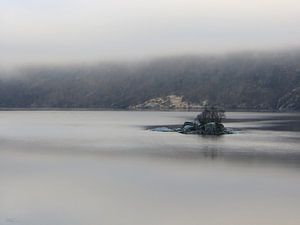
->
<box><xmin>0</xmin><ymin>107</ymin><xmax>298</xmax><ymax>112</ymax></box>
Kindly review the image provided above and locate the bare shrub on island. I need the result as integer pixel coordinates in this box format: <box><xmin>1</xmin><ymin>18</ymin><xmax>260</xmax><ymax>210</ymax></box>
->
<box><xmin>196</xmin><ymin>106</ymin><xmax>225</xmax><ymax>125</ymax></box>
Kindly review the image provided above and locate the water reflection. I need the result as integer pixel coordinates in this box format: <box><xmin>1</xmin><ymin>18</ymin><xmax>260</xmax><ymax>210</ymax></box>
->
<box><xmin>0</xmin><ymin>111</ymin><xmax>300</xmax><ymax>225</ymax></box>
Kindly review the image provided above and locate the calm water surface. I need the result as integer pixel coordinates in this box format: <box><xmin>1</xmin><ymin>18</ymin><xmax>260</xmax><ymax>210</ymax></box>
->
<box><xmin>0</xmin><ymin>111</ymin><xmax>300</xmax><ymax>225</ymax></box>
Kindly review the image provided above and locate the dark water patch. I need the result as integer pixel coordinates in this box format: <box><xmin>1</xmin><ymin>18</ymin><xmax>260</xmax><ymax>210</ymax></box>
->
<box><xmin>241</xmin><ymin>120</ymin><xmax>300</xmax><ymax>132</ymax></box>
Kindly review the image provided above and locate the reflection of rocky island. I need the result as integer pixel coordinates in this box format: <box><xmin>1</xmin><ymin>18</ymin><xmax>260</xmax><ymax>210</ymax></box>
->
<box><xmin>152</xmin><ymin>107</ymin><xmax>233</xmax><ymax>135</ymax></box>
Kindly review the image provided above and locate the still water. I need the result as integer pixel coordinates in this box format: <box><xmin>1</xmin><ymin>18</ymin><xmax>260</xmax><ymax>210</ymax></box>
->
<box><xmin>0</xmin><ymin>111</ymin><xmax>300</xmax><ymax>225</ymax></box>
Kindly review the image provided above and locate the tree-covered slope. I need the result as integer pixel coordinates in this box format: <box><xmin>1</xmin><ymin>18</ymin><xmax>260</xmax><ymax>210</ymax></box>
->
<box><xmin>1</xmin><ymin>50</ymin><xmax>300</xmax><ymax>110</ymax></box>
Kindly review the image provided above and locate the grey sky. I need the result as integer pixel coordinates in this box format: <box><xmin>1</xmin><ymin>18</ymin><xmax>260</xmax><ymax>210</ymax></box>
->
<box><xmin>1</xmin><ymin>0</ymin><xmax>300</xmax><ymax>66</ymax></box>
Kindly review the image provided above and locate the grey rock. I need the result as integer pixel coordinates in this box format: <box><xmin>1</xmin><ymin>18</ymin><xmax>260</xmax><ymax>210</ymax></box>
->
<box><xmin>278</xmin><ymin>87</ymin><xmax>300</xmax><ymax>111</ymax></box>
<box><xmin>182</xmin><ymin>125</ymin><xmax>194</xmax><ymax>133</ymax></box>
<box><xmin>151</xmin><ymin>127</ymin><xmax>174</xmax><ymax>132</ymax></box>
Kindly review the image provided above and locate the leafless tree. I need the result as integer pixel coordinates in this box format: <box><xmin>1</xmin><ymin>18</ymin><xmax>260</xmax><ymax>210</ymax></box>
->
<box><xmin>196</xmin><ymin>106</ymin><xmax>225</xmax><ymax>124</ymax></box>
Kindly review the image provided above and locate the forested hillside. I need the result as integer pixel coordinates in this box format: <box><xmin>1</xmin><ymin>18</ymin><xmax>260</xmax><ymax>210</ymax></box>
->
<box><xmin>1</xmin><ymin>50</ymin><xmax>300</xmax><ymax>110</ymax></box>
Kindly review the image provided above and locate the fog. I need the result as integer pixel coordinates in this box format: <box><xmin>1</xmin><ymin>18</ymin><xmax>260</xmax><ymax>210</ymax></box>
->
<box><xmin>1</xmin><ymin>0</ymin><xmax>300</xmax><ymax>67</ymax></box>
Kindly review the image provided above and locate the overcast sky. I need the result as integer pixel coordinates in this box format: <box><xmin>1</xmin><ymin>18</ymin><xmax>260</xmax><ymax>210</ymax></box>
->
<box><xmin>1</xmin><ymin>0</ymin><xmax>300</xmax><ymax>66</ymax></box>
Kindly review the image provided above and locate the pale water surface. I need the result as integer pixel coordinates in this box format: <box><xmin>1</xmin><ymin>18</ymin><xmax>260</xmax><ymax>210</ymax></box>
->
<box><xmin>0</xmin><ymin>111</ymin><xmax>300</xmax><ymax>225</ymax></box>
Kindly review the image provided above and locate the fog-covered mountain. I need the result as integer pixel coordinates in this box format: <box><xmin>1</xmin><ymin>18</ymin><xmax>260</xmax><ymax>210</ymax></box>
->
<box><xmin>1</xmin><ymin>50</ymin><xmax>300</xmax><ymax>111</ymax></box>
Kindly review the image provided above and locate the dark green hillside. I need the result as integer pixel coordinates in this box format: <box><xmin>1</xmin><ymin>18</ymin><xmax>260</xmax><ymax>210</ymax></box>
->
<box><xmin>1</xmin><ymin>50</ymin><xmax>300</xmax><ymax>110</ymax></box>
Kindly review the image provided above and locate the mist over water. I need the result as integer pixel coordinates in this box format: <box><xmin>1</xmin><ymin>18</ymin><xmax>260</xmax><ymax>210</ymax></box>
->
<box><xmin>1</xmin><ymin>111</ymin><xmax>300</xmax><ymax>225</ymax></box>
<box><xmin>2</xmin><ymin>0</ymin><xmax>300</xmax><ymax>223</ymax></box>
<box><xmin>1</xmin><ymin>0</ymin><xmax>300</xmax><ymax>67</ymax></box>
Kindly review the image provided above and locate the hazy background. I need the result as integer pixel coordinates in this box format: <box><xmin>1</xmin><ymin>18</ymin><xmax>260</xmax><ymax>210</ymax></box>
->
<box><xmin>1</xmin><ymin>0</ymin><xmax>300</xmax><ymax>67</ymax></box>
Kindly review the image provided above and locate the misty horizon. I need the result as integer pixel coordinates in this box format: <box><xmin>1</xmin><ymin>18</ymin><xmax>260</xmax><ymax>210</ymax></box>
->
<box><xmin>1</xmin><ymin>47</ymin><xmax>300</xmax><ymax>72</ymax></box>
<box><xmin>1</xmin><ymin>1</ymin><xmax>300</xmax><ymax>224</ymax></box>
<box><xmin>1</xmin><ymin>0</ymin><xmax>300</xmax><ymax>67</ymax></box>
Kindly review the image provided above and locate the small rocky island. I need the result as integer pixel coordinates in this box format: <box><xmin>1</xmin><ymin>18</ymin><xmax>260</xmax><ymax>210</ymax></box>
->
<box><xmin>151</xmin><ymin>106</ymin><xmax>233</xmax><ymax>135</ymax></box>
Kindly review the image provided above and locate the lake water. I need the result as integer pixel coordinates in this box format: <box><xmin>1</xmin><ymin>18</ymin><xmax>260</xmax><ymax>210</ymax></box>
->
<box><xmin>0</xmin><ymin>111</ymin><xmax>300</xmax><ymax>225</ymax></box>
